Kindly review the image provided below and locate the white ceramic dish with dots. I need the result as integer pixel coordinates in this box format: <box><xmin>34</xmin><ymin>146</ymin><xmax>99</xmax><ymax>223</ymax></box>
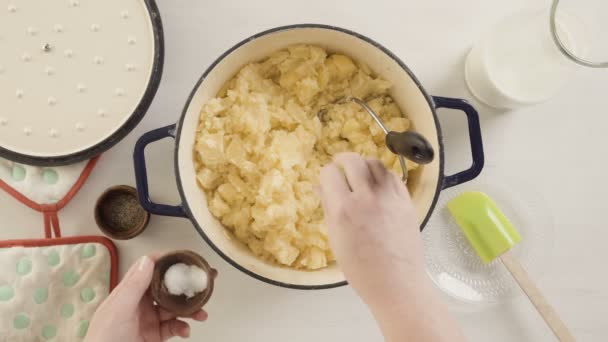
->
<box><xmin>422</xmin><ymin>170</ymin><xmax>555</xmax><ymax>309</ymax></box>
<box><xmin>0</xmin><ymin>0</ymin><xmax>164</xmax><ymax>166</ymax></box>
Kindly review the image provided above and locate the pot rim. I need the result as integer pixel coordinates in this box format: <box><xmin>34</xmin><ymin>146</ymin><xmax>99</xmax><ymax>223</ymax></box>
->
<box><xmin>173</xmin><ymin>23</ymin><xmax>445</xmax><ymax>290</ymax></box>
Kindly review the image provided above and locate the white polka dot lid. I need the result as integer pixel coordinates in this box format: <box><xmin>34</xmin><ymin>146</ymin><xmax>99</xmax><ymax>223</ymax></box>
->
<box><xmin>0</xmin><ymin>0</ymin><xmax>163</xmax><ymax>165</ymax></box>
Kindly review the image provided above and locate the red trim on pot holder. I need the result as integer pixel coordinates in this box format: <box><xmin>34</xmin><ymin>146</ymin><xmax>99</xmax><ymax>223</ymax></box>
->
<box><xmin>0</xmin><ymin>156</ymin><xmax>100</xmax><ymax>238</ymax></box>
<box><xmin>0</xmin><ymin>236</ymin><xmax>119</xmax><ymax>290</ymax></box>
<box><xmin>0</xmin><ymin>157</ymin><xmax>119</xmax><ymax>290</ymax></box>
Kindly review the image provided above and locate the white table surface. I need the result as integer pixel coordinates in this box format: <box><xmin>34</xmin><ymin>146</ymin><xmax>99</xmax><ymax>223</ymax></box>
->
<box><xmin>2</xmin><ymin>0</ymin><xmax>607</xmax><ymax>341</ymax></box>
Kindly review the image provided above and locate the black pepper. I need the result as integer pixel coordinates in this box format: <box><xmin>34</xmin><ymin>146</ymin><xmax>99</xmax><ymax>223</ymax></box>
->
<box><xmin>100</xmin><ymin>193</ymin><xmax>146</xmax><ymax>231</ymax></box>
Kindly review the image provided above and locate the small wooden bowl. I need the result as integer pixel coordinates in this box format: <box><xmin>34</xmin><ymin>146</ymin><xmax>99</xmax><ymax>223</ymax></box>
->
<box><xmin>151</xmin><ymin>250</ymin><xmax>218</xmax><ymax>316</ymax></box>
<box><xmin>95</xmin><ymin>185</ymin><xmax>150</xmax><ymax>240</ymax></box>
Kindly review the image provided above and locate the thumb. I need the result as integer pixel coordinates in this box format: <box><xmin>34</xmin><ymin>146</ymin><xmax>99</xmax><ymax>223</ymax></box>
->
<box><xmin>110</xmin><ymin>255</ymin><xmax>154</xmax><ymax>311</ymax></box>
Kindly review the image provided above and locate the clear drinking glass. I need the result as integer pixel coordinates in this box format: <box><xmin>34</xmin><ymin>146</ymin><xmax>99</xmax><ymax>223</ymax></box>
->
<box><xmin>465</xmin><ymin>0</ymin><xmax>607</xmax><ymax>109</ymax></box>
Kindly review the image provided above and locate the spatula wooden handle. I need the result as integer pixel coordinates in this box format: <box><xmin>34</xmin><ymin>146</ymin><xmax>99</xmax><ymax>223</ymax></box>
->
<box><xmin>500</xmin><ymin>251</ymin><xmax>576</xmax><ymax>342</ymax></box>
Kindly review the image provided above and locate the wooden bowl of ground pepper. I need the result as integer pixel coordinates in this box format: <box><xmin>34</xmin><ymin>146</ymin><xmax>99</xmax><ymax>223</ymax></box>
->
<box><xmin>95</xmin><ymin>185</ymin><xmax>150</xmax><ymax>240</ymax></box>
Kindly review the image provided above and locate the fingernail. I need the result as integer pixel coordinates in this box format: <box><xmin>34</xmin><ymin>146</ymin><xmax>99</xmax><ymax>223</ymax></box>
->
<box><xmin>198</xmin><ymin>310</ymin><xmax>209</xmax><ymax>321</ymax></box>
<box><xmin>138</xmin><ymin>255</ymin><xmax>151</xmax><ymax>271</ymax></box>
<box><xmin>184</xmin><ymin>326</ymin><xmax>191</xmax><ymax>338</ymax></box>
<box><xmin>313</xmin><ymin>185</ymin><xmax>321</xmax><ymax>197</ymax></box>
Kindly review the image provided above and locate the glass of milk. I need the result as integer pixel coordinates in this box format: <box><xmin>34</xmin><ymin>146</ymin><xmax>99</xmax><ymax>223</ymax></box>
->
<box><xmin>465</xmin><ymin>0</ymin><xmax>607</xmax><ymax>109</ymax></box>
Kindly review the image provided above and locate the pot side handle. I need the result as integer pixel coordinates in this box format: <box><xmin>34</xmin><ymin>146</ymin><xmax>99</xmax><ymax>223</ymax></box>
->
<box><xmin>133</xmin><ymin>124</ymin><xmax>187</xmax><ymax>218</ymax></box>
<box><xmin>432</xmin><ymin>96</ymin><xmax>485</xmax><ymax>189</ymax></box>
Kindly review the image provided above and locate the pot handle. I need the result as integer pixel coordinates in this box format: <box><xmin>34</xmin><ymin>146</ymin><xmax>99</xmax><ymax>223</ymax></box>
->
<box><xmin>133</xmin><ymin>124</ymin><xmax>187</xmax><ymax>217</ymax></box>
<box><xmin>432</xmin><ymin>96</ymin><xmax>485</xmax><ymax>189</ymax></box>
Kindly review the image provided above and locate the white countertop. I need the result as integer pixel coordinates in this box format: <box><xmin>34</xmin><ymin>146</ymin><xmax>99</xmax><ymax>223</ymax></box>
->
<box><xmin>2</xmin><ymin>0</ymin><xmax>607</xmax><ymax>341</ymax></box>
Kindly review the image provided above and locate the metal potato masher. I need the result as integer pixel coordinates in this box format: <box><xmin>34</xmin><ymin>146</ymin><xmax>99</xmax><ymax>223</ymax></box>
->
<box><xmin>322</xmin><ymin>97</ymin><xmax>435</xmax><ymax>181</ymax></box>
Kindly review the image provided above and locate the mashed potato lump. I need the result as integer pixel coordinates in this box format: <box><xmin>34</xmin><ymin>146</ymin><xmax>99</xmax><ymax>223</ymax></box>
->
<box><xmin>194</xmin><ymin>45</ymin><xmax>417</xmax><ymax>270</ymax></box>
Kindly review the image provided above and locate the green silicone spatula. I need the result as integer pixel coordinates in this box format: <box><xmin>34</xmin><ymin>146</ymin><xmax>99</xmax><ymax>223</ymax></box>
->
<box><xmin>448</xmin><ymin>191</ymin><xmax>576</xmax><ymax>342</ymax></box>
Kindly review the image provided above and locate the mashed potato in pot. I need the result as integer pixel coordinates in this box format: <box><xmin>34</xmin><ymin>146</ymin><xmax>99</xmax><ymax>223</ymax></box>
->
<box><xmin>194</xmin><ymin>45</ymin><xmax>418</xmax><ymax>270</ymax></box>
